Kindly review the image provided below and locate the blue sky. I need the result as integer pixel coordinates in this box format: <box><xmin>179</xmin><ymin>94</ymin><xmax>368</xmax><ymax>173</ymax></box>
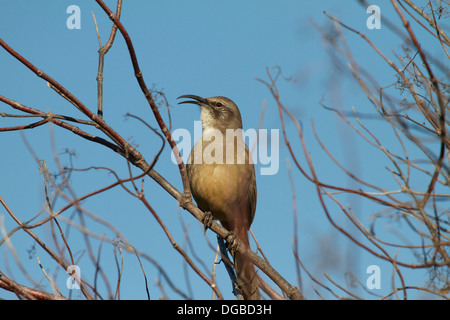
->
<box><xmin>0</xmin><ymin>1</ymin><xmax>447</xmax><ymax>300</ymax></box>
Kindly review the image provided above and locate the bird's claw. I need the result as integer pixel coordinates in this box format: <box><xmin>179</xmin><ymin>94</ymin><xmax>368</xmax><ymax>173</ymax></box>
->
<box><xmin>202</xmin><ymin>211</ymin><xmax>214</xmax><ymax>233</ymax></box>
<box><xmin>225</xmin><ymin>232</ymin><xmax>238</xmax><ymax>252</ymax></box>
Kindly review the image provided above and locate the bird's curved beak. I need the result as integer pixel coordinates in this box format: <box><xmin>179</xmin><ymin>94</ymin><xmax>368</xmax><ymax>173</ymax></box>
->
<box><xmin>177</xmin><ymin>94</ymin><xmax>208</xmax><ymax>107</ymax></box>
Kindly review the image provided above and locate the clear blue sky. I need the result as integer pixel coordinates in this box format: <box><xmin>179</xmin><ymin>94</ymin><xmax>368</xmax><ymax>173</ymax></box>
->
<box><xmin>0</xmin><ymin>1</ymin><xmax>446</xmax><ymax>300</ymax></box>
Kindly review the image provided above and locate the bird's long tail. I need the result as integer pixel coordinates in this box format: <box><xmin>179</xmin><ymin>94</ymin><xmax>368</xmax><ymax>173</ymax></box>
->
<box><xmin>234</xmin><ymin>228</ymin><xmax>260</xmax><ymax>300</ymax></box>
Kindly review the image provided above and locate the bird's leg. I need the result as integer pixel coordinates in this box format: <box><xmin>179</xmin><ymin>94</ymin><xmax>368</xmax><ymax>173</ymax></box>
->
<box><xmin>225</xmin><ymin>231</ymin><xmax>238</xmax><ymax>253</ymax></box>
<box><xmin>201</xmin><ymin>211</ymin><xmax>214</xmax><ymax>233</ymax></box>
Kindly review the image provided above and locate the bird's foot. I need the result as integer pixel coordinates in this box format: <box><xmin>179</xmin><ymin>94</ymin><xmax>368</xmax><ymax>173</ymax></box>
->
<box><xmin>202</xmin><ymin>211</ymin><xmax>214</xmax><ymax>233</ymax></box>
<box><xmin>225</xmin><ymin>232</ymin><xmax>238</xmax><ymax>252</ymax></box>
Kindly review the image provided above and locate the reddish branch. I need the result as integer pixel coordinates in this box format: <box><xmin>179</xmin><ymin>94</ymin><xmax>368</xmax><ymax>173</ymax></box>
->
<box><xmin>0</xmin><ymin>272</ymin><xmax>68</xmax><ymax>300</ymax></box>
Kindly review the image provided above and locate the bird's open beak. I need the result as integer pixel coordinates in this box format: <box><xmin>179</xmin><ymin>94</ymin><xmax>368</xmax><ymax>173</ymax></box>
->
<box><xmin>177</xmin><ymin>95</ymin><xmax>208</xmax><ymax>107</ymax></box>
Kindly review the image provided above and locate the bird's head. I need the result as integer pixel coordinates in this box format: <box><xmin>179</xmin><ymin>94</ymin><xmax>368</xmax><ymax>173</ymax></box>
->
<box><xmin>178</xmin><ymin>95</ymin><xmax>243</xmax><ymax>131</ymax></box>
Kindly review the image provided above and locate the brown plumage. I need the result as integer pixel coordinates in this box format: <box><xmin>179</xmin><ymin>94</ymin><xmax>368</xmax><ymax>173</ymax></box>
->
<box><xmin>178</xmin><ymin>95</ymin><xmax>260</xmax><ymax>300</ymax></box>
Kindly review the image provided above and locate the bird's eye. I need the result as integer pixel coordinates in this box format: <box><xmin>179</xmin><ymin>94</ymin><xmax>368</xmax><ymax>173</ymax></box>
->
<box><xmin>216</xmin><ymin>102</ymin><xmax>223</xmax><ymax>107</ymax></box>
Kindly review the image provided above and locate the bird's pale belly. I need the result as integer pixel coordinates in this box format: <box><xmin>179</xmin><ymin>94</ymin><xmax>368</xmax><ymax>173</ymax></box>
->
<box><xmin>188</xmin><ymin>161</ymin><xmax>247</xmax><ymax>223</ymax></box>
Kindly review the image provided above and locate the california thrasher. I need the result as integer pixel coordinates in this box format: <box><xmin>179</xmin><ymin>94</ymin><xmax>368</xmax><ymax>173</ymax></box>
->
<box><xmin>178</xmin><ymin>95</ymin><xmax>260</xmax><ymax>300</ymax></box>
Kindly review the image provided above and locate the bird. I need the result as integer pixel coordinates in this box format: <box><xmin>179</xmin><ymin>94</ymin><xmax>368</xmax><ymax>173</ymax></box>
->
<box><xmin>178</xmin><ymin>94</ymin><xmax>260</xmax><ymax>300</ymax></box>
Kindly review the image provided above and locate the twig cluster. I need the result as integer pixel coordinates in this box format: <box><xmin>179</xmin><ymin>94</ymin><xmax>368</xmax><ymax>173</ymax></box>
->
<box><xmin>255</xmin><ymin>0</ymin><xmax>449</xmax><ymax>299</ymax></box>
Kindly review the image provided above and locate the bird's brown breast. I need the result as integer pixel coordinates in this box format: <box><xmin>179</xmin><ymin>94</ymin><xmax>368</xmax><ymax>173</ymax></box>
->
<box><xmin>187</xmin><ymin>136</ymin><xmax>256</xmax><ymax>228</ymax></box>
